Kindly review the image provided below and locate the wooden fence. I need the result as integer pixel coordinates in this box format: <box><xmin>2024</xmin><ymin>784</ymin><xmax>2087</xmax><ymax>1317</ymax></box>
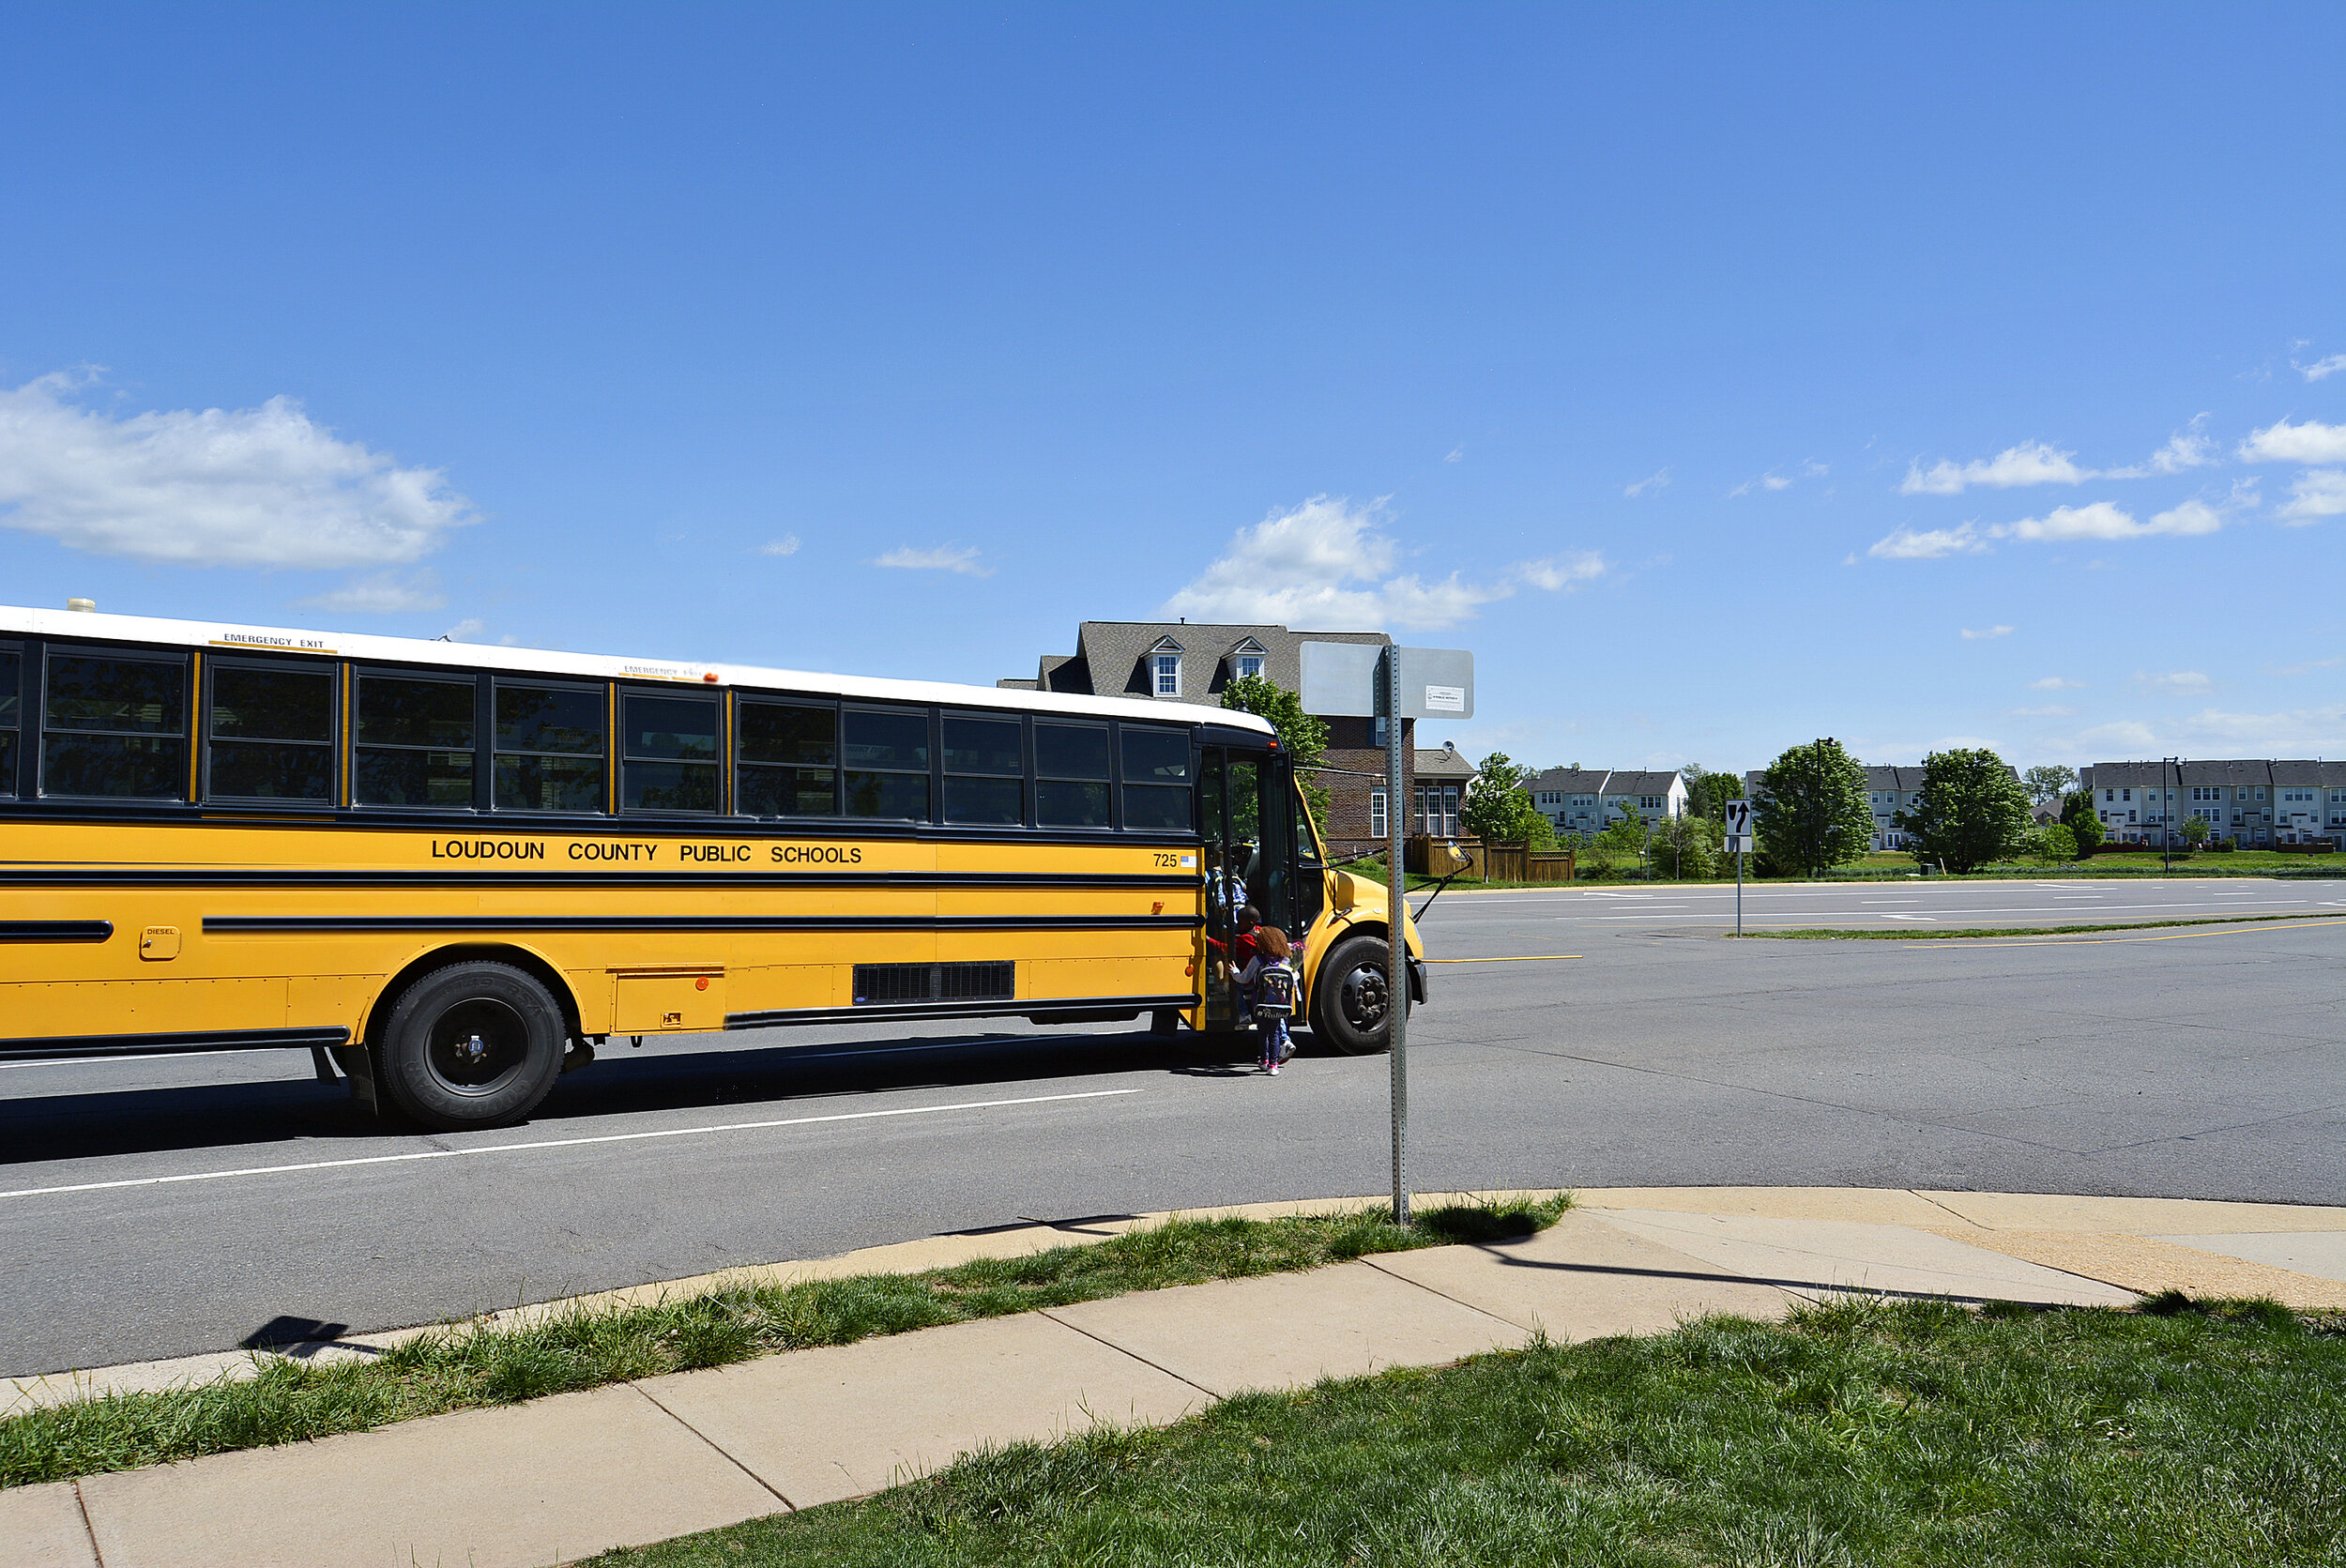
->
<box><xmin>1408</xmin><ymin>836</ymin><xmax>1575</xmax><ymax>882</ymax></box>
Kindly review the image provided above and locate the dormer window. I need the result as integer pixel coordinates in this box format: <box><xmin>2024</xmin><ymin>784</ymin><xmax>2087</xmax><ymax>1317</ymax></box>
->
<box><xmin>1236</xmin><ymin>653</ymin><xmax>1263</xmax><ymax>681</ymax></box>
<box><xmin>1153</xmin><ymin>653</ymin><xmax>1181</xmax><ymax>696</ymax></box>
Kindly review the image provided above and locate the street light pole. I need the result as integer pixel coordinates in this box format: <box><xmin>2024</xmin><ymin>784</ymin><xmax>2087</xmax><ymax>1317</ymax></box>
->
<box><xmin>2164</xmin><ymin>755</ymin><xmax>2178</xmax><ymax>873</ymax></box>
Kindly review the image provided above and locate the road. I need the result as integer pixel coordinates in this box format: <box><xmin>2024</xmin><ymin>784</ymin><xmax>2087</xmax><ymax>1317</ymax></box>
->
<box><xmin>4</xmin><ymin>878</ymin><xmax>2341</xmax><ymax>1374</ymax></box>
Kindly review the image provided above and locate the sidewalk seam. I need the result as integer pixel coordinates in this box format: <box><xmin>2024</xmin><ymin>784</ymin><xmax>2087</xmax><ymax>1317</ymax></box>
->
<box><xmin>1910</xmin><ymin>1190</ymin><xmax>1989</xmax><ymax>1229</ymax></box>
<box><xmin>1035</xmin><ymin>1311</ymin><xmax>1223</xmax><ymax>1402</ymax></box>
<box><xmin>625</xmin><ymin>1382</ymin><xmax>798</xmax><ymax>1514</ymax></box>
<box><xmin>72</xmin><ymin>1478</ymin><xmax>104</xmax><ymax>1567</ymax></box>
<box><xmin>1358</xmin><ymin>1252</ymin><xmax>1551</xmax><ymax>1337</ymax></box>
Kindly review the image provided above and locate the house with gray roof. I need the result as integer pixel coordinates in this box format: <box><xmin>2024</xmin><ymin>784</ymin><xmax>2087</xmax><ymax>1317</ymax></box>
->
<box><xmin>2078</xmin><ymin>758</ymin><xmax>2346</xmax><ymax>846</ymax></box>
<box><xmin>1527</xmin><ymin>767</ymin><xmax>1686</xmax><ymax>839</ymax></box>
<box><xmin>1001</xmin><ymin>621</ymin><xmax>1415</xmax><ymax>859</ymax></box>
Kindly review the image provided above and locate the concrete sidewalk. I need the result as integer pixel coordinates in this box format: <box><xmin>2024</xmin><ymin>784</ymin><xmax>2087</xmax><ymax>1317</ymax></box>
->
<box><xmin>8</xmin><ymin>1187</ymin><xmax>2346</xmax><ymax>1568</ymax></box>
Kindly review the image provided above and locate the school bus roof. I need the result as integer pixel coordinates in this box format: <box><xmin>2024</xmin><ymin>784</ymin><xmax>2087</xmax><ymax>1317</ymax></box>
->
<box><xmin>0</xmin><ymin>603</ymin><xmax>1273</xmax><ymax>734</ymax></box>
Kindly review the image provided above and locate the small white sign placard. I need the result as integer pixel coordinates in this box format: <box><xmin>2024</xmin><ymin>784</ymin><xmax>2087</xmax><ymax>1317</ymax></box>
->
<box><xmin>1423</xmin><ymin>684</ymin><xmax>1466</xmax><ymax>713</ymax></box>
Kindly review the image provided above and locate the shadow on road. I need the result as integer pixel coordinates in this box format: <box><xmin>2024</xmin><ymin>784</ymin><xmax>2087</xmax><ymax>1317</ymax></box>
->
<box><xmin>0</xmin><ymin>1025</ymin><xmax>1287</xmax><ymax>1167</ymax></box>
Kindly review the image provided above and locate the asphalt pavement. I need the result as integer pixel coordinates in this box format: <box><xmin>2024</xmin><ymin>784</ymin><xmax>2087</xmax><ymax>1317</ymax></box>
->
<box><xmin>4</xmin><ymin>877</ymin><xmax>2341</xmax><ymax>1374</ymax></box>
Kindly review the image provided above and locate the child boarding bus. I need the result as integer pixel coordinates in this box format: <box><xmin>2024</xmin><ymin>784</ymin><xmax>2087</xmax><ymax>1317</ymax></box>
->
<box><xmin>0</xmin><ymin>603</ymin><xmax>1424</xmax><ymax>1130</ymax></box>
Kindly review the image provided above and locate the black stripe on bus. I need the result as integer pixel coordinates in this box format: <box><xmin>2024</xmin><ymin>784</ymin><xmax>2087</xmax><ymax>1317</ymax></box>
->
<box><xmin>0</xmin><ymin>921</ymin><xmax>113</xmax><ymax>942</ymax></box>
<box><xmin>0</xmin><ymin>871</ymin><xmax>1200</xmax><ymax>891</ymax></box>
<box><xmin>726</xmin><ymin>994</ymin><xmax>1199</xmax><ymax>1029</ymax></box>
<box><xmin>202</xmin><ymin>915</ymin><xmax>1204</xmax><ymax>936</ymax></box>
<box><xmin>0</xmin><ymin>1027</ymin><xmax>351</xmax><ymax>1062</ymax></box>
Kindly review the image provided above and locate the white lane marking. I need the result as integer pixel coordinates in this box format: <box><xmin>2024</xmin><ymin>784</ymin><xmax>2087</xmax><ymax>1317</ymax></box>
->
<box><xmin>0</xmin><ymin>1049</ymin><xmax>263</xmax><ymax>1072</ymax></box>
<box><xmin>0</xmin><ymin>1089</ymin><xmax>1142</xmax><ymax>1202</ymax></box>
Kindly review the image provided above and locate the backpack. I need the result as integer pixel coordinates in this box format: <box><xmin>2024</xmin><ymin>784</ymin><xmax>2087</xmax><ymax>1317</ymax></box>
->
<box><xmin>1253</xmin><ymin>961</ymin><xmax>1296</xmax><ymax>1020</ymax></box>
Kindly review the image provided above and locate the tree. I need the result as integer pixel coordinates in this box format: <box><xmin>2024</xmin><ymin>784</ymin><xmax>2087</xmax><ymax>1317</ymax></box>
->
<box><xmin>1752</xmin><ymin>738</ymin><xmax>1873</xmax><ymax>877</ymax></box>
<box><xmin>2022</xmin><ymin>764</ymin><xmax>2079</xmax><ymax>808</ymax></box>
<box><xmin>1680</xmin><ymin>766</ymin><xmax>1744</xmax><ymax>823</ymax></box>
<box><xmin>2059</xmin><ymin>789</ymin><xmax>2105</xmax><ymax>855</ymax></box>
<box><xmin>1219</xmin><ymin>675</ymin><xmax>1331</xmax><ymax>832</ymax></box>
<box><xmin>1593</xmin><ymin>801</ymin><xmax>1652</xmax><ymax>876</ymax></box>
<box><xmin>1459</xmin><ymin>752</ymin><xmax>1555</xmax><ymax>848</ymax></box>
<box><xmin>2035</xmin><ymin>823</ymin><xmax>2079</xmax><ymax>862</ymax></box>
<box><xmin>1650</xmin><ymin>813</ymin><xmax>1717</xmax><ymax>880</ymax></box>
<box><xmin>2182</xmin><ymin>814</ymin><xmax>2211</xmax><ymax>848</ymax></box>
<box><xmin>1895</xmin><ymin>748</ymin><xmax>2033</xmax><ymax>873</ymax></box>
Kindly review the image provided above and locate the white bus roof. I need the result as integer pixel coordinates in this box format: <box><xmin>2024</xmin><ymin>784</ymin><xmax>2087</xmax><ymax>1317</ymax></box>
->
<box><xmin>0</xmin><ymin>603</ymin><xmax>1273</xmax><ymax>734</ymax></box>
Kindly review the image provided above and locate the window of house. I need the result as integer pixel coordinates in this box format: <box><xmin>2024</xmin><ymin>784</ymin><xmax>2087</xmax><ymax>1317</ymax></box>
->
<box><xmin>1369</xmin><ymin>786</ymin><xmax>1387</xmax><ymax>840</ymax></box>
<box><xmin>1035</xmin><ymin>722</ymin><xmax>1110</xmax><ymax>827</ymax></box>
<box><xmin>622</xmin><ymin>693</ymin><xmax>719</xmax><ymax>813</ymax></box>
<box><xmin>1152</xmin><ymin>654</ymin><xmax>1180</xmax><ymax>697</ymax></box>
<box><xmin>942</xmin><ymin>714</ymin><xmax>1024</xmax><ymax>825</ymax></box>
<box><xmin>738</xmin><ymin>700</ymin><xmax>838</xmax><ymax>816</ymax></box>
<box><xmin>355</xmin><ymin>674</ymin><xmax>475</xmax><ymax>807</ymax></box>
<box><xmin>844</xmin><ymin>707</ymin><xmax>931</xmax><ymax>820</ymax></box>
<box><xmin>0</xmin><ymin>647</ymin><xmax>17</xmax><ymax>796</ymax></box>
<box><xmin>2122</xmin><ymin>789</ymin><xmax>2131</xmax><ymax>801</ymax></box>
<box><xmin>42</xmin><ymin>650</ymin><xmax>188</xmax><ymax>799</ymax></box>
<box><xmin>495</xmin><ymin>681</ymin><xmax>606</xmax><ymax>812</ymax></box>
<box><xmin>208</xmin><ymin>661</ymin><xmax>334</xmax><ymax>803</ymax></box>
<box><xmin>1120</xmin><ymin>726</ymin><xmax>1191</xmax><ymax>831</ymax></box>
<box><xmin>1373</xmin><ymin>717</ymin><xmax>1389</xmax><ymax>747</ymax></box>
<box><xmin>1236</xmin><ymin>653</ymin><xmax>1264</xmax><ymax>681</ymax></box>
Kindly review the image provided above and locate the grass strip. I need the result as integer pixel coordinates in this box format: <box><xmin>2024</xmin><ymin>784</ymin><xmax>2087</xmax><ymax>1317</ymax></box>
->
<box><xmin>1734</xmin><ymin>910</ymin><xmax>2346</xmax><ymax>940</ymax></box>
<box><xmin>589</xmin><ymin>1293</ymin><xmax>2346</xmax><ymax>1567</ymax></box>
<box><xmin>0</xmin><ymin>1195</ymin><xmax>1568</xmax><ymax>1489</ymax></box>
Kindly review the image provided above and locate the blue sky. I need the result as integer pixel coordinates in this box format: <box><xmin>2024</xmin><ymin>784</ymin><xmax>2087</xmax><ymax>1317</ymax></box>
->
<box><xmin>2</xmin><ymin>3</ymin><xmax>2340</xmax><ymax>775</ymax></box>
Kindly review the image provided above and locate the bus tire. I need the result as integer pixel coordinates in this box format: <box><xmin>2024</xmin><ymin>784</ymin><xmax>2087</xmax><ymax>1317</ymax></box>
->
<box><xmin>1311</xmin><ymin>934</ymin><xmax>1399</xmax><ymax>1056</ymax></box>
<box><xmin>377</xmin><ymin>962</ymin><xmax>567</xmax><ymax>1132</ymax></box>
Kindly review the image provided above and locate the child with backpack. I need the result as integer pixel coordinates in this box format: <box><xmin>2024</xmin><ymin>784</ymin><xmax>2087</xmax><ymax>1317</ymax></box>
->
<box><xmin>1239</xmin><ymin>925</ymin><xmax>1301</xmax><ymax>1074</ymax></box>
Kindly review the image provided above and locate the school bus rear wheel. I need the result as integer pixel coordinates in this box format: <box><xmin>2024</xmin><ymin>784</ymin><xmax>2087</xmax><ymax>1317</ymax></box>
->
<box><xmin>379</xmin><ymin>961</ymin><xmax>568</xmax><ymax>1131</ymax></box>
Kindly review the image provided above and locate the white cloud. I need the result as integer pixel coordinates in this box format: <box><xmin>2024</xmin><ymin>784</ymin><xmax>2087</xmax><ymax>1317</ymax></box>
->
<box><xmin>1511</xmin><ymin>551</ymin><xmax>1607</xmax><ymax>592</ymax></box>
<box><xmin>2296</xmin><ymin>353</ymin><xmax>2346</xmax><ymax>383</ymax></box>
<box><xmin>2171</xmin><ymin>703</ymin><xmax>2346</xmax><ymax>753</ymax></box>
<box><xmin>2103</xmin><ymin>416</ymin><xmax>2217</xmax><ymax>478</ymax></box>
<box><xmin>2079</xmin><ymin>720</ymin><xmax>2159</xmax><ymax>750</ymax></box>
<box><xmin>1866</xmin><ymin>522</ymin><xmax>1985</xmax><ymax>559</ymax></box>
<box><xmin>1901</xmin><ymin>441</ymin><xmax>2087</xmax><ymax>495</ymax></box>
<box><xmin>1960</xmin><ymin>625</ymin><xmax>2014</xmax><ymax>640</ymax></box>
<box><xmin>1623</xmin><ymin>467</ymin><xmax>1669</xmax><ymax>497</ymax></box>
<box><xmin>2029</xmin><ymin>677</ymin><xmax>2085</xmax><ymax>691</ymax></box>
<box><xmin>759</xmin><ymin>535</ymin><xmax>801</xmax><ymax>556</ymax></box>
<box><xmin>1444</xmin><ymin>445</ymin><xmax>1465</xmax><ymax>464</ymax></box>
<box><xmin>2137</xmin><ymin>670</ymin><xmax>2211</xmax><ymax>694</ymax></box>
<box><xmin>871</xmin><ymin>544</ymin><xmax>992</xmax><ymax>577</ymax></box>
<box><xmin>1990</xmin><ymin>498</ymin><xmax>2224</xmax><ymax>542</ymax></box>
<box><xmin>2011</xmin><ymin>705</ymin><xmax>2079</xmax><ymax>718</ymax></box>
<box><xmin>1728</xmin><ymin>460</ymin><xmax>1826</xmax><ymax>498</ymax></box>
<box><xmin>439</xmin><ymin>617</ymin><xmax>486</xmax><ymax>642</ymax></box>
<box><xmin>2277</xmin><ymin>468</ymin><xmax>2346</xmax><ymax>524</ymax></box>
<box><xmin>1164</xmin><ymin>495</ymin><xmax>1551</xmax><ymax>632</ymax></box>
<box><xmin>0</xmin><ymin>372</ymin><xmax>474</xmax><ymax>568</ymax></box>
<box><xmin>2275</xmin><ymin>656</ymin><xmax>2341</xmax><ymax>677</ymax></box>
<box><xmin>2239</xmin><ymin>418</ymin><xmax>2346</xmax><ymax>464</ymax></box>
<box><xmin>295</xmin><ymin>570</ymin><xmax>446</xmax><ymax>614</ymax></box>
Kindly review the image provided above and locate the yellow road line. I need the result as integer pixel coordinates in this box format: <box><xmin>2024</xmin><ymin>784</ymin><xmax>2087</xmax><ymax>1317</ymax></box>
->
<box><xmin>1424</xmin><ymin>954</ymin><xmax>1583</xmax><ymax>964</ymax></box>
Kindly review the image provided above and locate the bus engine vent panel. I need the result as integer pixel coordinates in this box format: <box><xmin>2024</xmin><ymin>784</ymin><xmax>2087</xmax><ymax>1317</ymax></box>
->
<box><xmin>853</xmin><ymin>962</ymin><xmax>1015</xmax><ymax>1006</ymax></box>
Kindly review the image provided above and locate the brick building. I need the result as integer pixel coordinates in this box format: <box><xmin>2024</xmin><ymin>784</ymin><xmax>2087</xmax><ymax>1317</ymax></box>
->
<box><xmin>999</xmin><ymin>620</ymin><xmax>1419</xmax><ymax>859</ymax></box>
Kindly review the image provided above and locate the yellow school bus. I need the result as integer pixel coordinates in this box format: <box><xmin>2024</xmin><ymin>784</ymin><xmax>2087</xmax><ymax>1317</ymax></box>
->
<box><xmin>0</xmin><ymin>604</ymin><xmax>1424</xmax><ymax>1129</ymax></box>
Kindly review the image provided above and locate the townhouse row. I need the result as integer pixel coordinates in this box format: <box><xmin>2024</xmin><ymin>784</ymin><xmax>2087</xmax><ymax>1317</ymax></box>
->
<box><xmin>1529</xmin><ymin>767</ymin><xmax>1690</xmax><ymax>838</ymax></box>
<box><xmin>2081</xmin><ymin>759</ymin><xmax>2346</xmax><ymax>848</ymax></box>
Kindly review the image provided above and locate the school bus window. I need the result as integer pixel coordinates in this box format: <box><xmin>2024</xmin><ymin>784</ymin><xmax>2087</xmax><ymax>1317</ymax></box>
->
<box><xmin>0</xmin><ymin>648</ymin><xmax>18</xmax><ymax>795</ymax></box>
<box><xmin>623</xmin><ymin>693</ymin><xmax>719</xmax><ymax>814</ymax></box>
<box><xmin>494</xmin><ymin>682</ymin><xmax>606</xmax><ymax>813</ymax></box>
<box><xmin>737</xmin><ymin>699</ymin><xmax>838</xmax><ymax>816</ymax></box>
<box><xmin>942</xmin><ymin>714</ymin><xmax>1023</xmax><ymax>825</ymax></box>
<box><xmin>207</xmin><ymin>662</ymin><xmax>334</xmax><ymax>803</ymax></box>
<box><xmin>355</xmin><ymin>674</ymin><xmax>476</xmax><ymax>808</ymax></box>
<box><xmin>843</xmin><ymin>707</ymin><xmax>930</xmax><ymax>821</ymax></box>
<box><xmin>1120</xmin><ymin>726</ymin><xmax>1190</xmax><ymax>832</ymax></box>
<box><xmin>41</xmin><ymin>650</ymin><xmax>188</xmax><ymax>800</ymax></box>
<box><xmin>1035</xmin><ymin>722</ymin><xmax>1110</xmax><ymax>828</ymax></box>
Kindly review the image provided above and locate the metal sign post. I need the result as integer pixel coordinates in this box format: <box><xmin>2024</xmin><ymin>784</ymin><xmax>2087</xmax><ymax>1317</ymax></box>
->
<box><xmin>1724</xmin><ymin>799</ymin><xmax>1752</xmax><ymax>936</ymax></box>
<box><xmin>1383</xmin><ymin>647</ymin><xmax>1409</xmax><ymax>1227</ymax></box>
<box><xmin>1300</xmin><ymin>639</ymin><xmax>1473</xmax><ymax>1231</ymax></box>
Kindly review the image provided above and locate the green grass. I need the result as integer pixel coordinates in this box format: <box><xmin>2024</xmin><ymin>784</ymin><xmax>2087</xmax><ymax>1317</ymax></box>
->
<box><xmin>0</xmin><ymin>1195</ymin><xmax>1568</xmax><ymax>1490</ymax></box>
<box><xmin>588</xmin><ymin>1294</ymin><xmax>2346</xmax><ymax>1568</ymax></box>
<box><xmin>1739</xmin><ymin>910</ymin><xmax>2346</xmax><ymax>940</ymax></box>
